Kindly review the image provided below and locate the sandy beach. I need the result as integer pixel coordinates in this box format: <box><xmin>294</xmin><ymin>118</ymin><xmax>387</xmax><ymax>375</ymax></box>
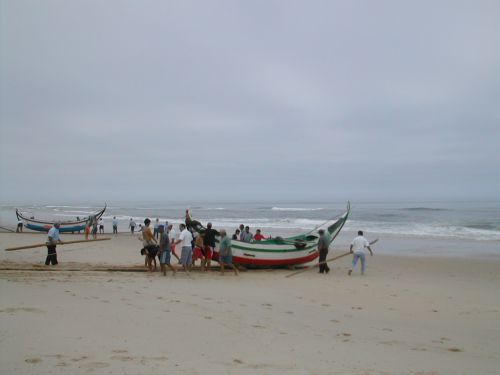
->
<box><xmin>1</xmin><ymin>231</ymin><xmax>499</xmax><ymax>375</ymax></box>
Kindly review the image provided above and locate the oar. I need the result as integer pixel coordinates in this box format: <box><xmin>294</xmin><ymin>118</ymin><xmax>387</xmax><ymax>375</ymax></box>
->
<box><xmin>285</xmin><ymin>238</ymin><xmax>379</xmax><ymax>278</ymax></box>
<box><xmin>0</xmin><ymin>226</ymin><xmax>16</xmax><ymax>233</ymax></box>
<box><xmin>5</xmin><ymin>238</ymin><xmax>111</xmax><ymax>251</ymax></box>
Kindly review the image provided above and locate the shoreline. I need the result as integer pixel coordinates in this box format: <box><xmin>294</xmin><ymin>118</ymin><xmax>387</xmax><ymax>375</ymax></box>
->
<box><xmin>1</xmin><ymin>230</ymin><xmax>498</xmax><ymax>262</ymax></box>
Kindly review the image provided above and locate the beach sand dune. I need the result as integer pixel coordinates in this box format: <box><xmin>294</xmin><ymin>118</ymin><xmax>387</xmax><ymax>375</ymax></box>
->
<box><xmin>1</xmin><ymin>233</ymin><xmax>499</xmax><ymax>374</ymax></box>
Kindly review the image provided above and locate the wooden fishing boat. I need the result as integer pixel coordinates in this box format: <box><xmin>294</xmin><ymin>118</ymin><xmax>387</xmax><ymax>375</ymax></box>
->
<box><xmin>15</xmin><ymin>205</ymin><xmax>107</xmax><ymax>233</ymax></box>
<box><xmin>190</xmin><ymin>202</ymin><xmax>350</xmax><ymax>267</ymax></box>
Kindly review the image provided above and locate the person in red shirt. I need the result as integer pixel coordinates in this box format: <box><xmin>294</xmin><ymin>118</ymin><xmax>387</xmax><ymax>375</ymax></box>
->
<box><xmin>254</xmin><ymin>229</ymin><xmax>266</xmax><ymax>241</ymax></box>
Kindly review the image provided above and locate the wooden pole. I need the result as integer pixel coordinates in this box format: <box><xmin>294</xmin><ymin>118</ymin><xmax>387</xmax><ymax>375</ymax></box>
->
<box><xmin>5</xmin><ymin>238</ymin><xmax>111</xmax><ymax>251</ymax></box>
<box><xmin>286</xmin><ymin>251</ymin><xmax>351</xmax><ymax>278</ymax></box>
<box><xmin>286</xmin><ymin>239</ymin><xmax>378</xmax><ymax>278</ymax></box>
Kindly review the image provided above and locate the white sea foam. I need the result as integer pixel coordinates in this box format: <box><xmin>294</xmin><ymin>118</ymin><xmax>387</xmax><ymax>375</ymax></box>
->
<box><xmin>271</xmin><ymin>207</ymin><xmax>324</xmax><ymax>212</ymax></box>
<box><xmin>344</xmin><ymin>220</ymin><xmax>500</xmax><ymax>241</ymax></box>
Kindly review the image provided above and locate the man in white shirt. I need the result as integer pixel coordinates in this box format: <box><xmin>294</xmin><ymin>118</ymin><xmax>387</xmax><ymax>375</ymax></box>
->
<box><xmin>348</xmin><ymin>231</ymin><xmax>373</xmax><ymax>275</ymax></box>
<box><xmin>175</xmin><ymin>223</ymin><xmax>193</xmax><ymax>273</ymax></box>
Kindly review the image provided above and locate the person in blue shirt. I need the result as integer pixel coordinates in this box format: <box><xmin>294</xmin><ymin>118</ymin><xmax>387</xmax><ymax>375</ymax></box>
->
<box><xmin>112</xmin><ymin>217</ymin><xmax>118</xmax><ymax>234</ymax></box>
<box><xmin>46</xmin><ymin>222</ymin><xmax>62</xmax><ymax>265</ymax></box>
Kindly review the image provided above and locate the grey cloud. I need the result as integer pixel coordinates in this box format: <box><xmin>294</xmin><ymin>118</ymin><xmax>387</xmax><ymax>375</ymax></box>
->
<box><xmin>1</xmin><ymin>0</ymin><xmax>499</xmax><ymax>203</ymax></box>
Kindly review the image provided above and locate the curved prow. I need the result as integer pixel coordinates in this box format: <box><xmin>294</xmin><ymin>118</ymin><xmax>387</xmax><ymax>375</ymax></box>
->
<box><xmin>327</xmin><ymin>201</ymin><xmax>350</xmax><ymax>245</ymax></box>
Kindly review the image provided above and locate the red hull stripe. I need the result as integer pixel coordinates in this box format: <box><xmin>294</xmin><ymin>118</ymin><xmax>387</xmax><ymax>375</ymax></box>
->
<box><xmin>214</xmin><ymin>251</ymin><xmax>319</xmax><ymax>266</ymax></box>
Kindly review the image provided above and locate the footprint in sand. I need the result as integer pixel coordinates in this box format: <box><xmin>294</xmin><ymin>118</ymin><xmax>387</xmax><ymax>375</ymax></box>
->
<box><xmin>351</xmin><ymin>306</ymin><xmax>363</xmax><ymax>310</ymax></box>
<box><xmin>4</xmin><ymin>307</ymin><xmax>44</xmax><ymax>314</ymax></box>
<box><xmin>83</xmin><ymin>361</ymin><xmax>110</xmax><ymax>369</ymax></box>
<box><xmin>25</xmin><ymin>358</ymin><xmax>42</xmax><ymax>364</ymax></box>
<box><xmin>252</xmin><ymin>324</ymin><xmax>266</xmax><ymax>329</ymax></box>
<box><xmin>112</xmin><ymin>350</ymin><xmax>128</xmax><ymax>354</ymax></box>
<box><xmin>71</xmin><ymin>356</ymin><xmax>88</xmax><ymax>362</ymax></box>
<box><xmin>262</xmin><ymin>303</ymin><xmax>272</xmax><ymax>307</ymax></box>
<box><xmin>111</xmin><ymin>355</ymin><xmax>134</xmax><ymax>362</ymax></box>
<box><xmin>410</xmin><ymin>347</ymin><xmax>427</xmax><ymax>352</ymax></box>
<box><xmin>448</xmin><ymin>347</ymin><xmax>463</xmax><ymax>352</ymax></box>
<box><xmin>204</xmin><ymin>316</ymin><xmax>213</xmax><ymax>320</ymax></box>
<box><xmin>330</xmin><ymin>319</ymin><xmax>340</xmax><ymax>323</ymax></box>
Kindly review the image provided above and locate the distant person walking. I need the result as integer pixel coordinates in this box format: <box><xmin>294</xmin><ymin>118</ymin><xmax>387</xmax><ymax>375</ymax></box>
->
<box><xmin>153</xmin><ymin>218</ymin><xmax>160</xmax><ymax>239</ymax></box>
<box><xmin>317</xmin><ymin>229</ymin><xmax>330</xmax><ymax>274</ymax></box>
<box><xmin>129</xmin><ymin>218</ymin><xmax>136</xmax><ymax>235</ymax></box>
<box><xmin>112</xmin><ymin>216</ymin><xmax>118</xmax><ymax>234</ymax></box>
<box><xmin>99</xmin><ymin>218</ymin><xmax>104</xmax><ymax>234</ymax></box>
<box><xmin>45</xmin><ymin>223</ymin><xmax>62</xmax><ymax>265</ymax></box>
<box><xmin>349</xmin><ymin>231</ymin><xmax>373</xmax><ymax>276</ymax></box>
<box><xmin>16</xmin><ymin>219</ymin><xmax>23</xmax><ymax>232</ymax></box>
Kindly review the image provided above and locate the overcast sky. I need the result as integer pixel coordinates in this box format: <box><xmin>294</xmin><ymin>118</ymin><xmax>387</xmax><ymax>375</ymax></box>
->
<box><xmin>1</xmin><ymin>0</ymin><xmax>499</xmax><ymax>204</ymax></box>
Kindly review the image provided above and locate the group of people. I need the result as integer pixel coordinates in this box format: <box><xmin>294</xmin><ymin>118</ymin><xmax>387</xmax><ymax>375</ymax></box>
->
<box><xmin>139</xmin><ymin>218</ymin><xmax>238</xmax><ymax>276</ymax></box>
<box><xmin>232</xmin><ymin>225</ymin><xmax>267</xmax><ymax>242</ymax></box>
<box><xmin>84</xmin><ymin>217</ymin><xmax>104</xmax><ymax>240</ymax></box>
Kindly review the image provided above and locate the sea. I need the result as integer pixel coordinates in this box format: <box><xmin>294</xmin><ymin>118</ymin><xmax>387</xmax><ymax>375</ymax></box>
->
<box><xmin>1</xmin><ymin>200</ymin><xmax>499</xmax><ymax>258</ymax></box>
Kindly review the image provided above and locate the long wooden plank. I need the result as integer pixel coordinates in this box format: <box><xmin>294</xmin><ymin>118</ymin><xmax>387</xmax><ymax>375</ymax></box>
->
<box><xmin>285</xmin><ymin>251</ymin><xmax>351</xmax><ymax>278</ymax></box>
<box><xmin>0</xmin><ymin>226</ymin><xmax>16</xmax><ymax>233</ymax></box>
<box><xmin>5</xmin><ymin>238</ymin><xmax>111</xmax><ymax>251</ymax></box>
